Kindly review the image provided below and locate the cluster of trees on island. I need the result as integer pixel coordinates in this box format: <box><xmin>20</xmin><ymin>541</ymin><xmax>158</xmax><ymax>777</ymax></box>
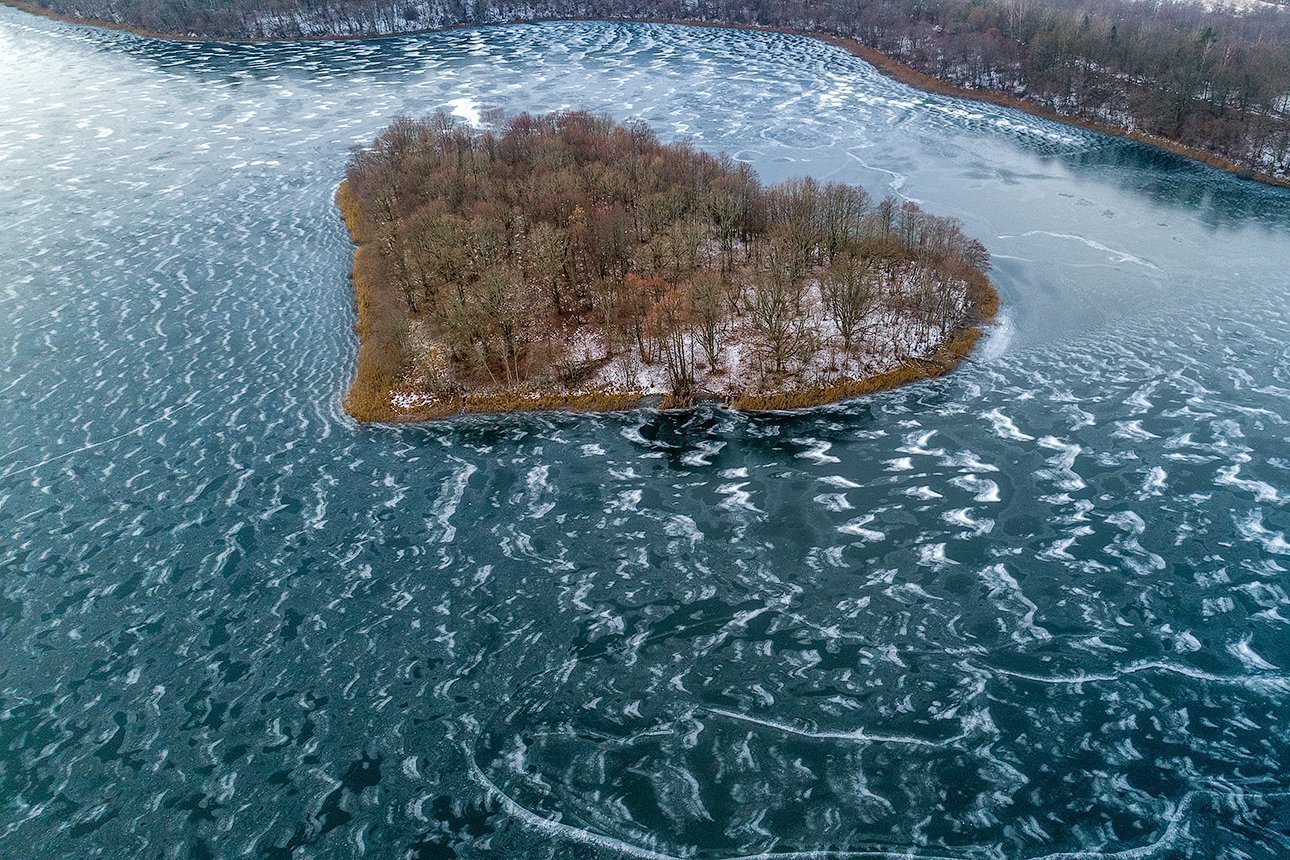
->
<box><xmin>339</xmin><ymin>111</ymin><xmax>993</xmax><ymax>418</ymax></box>
<box><xmin>14</xmin><ymin>0</ymin><xmax>1290</xmax><ymax>182</ymax></box>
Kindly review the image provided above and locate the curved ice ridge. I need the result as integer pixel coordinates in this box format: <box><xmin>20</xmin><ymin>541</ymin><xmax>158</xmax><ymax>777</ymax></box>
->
<box><xmin>703</xmin><ymin>707</ymin><xmax>966</xmax><ymax>747</ymax></box>
<box><xmin>996</xmin><ymin>231</ymin><xmax>1160</xmax><ymax>270</ymax></box>
<box><xmin>1031</xmin><ymin>788</ymin><xmax>1290</xmax><ymax>859</ymax></box>
<box><xmin>1026</xmin><ymin>793</ymin><xmax>1202</xmax><ymax>859</ymax></box>
<box><xmin>0</xmin><ymin>402</ymin><xmax>194</xmax><ymax>478</ymax></box>
<box><xmin>473</xmin><ymin>749</ymin><xmax>1290</xmax><ymax>860</ymax></box>
<box><xmin>471</xmin><ymin>756</ymin><xmax>1289</xmax><ymax>859</ymax></box>
<box><xmin>991</xmin><ymin>660</ymin><xmax>1290</xmax><ymax>692</ymax></box>
<box><xmin>470</xmin><ymin>756</ymin><xmax>976</xmax><ymax>859</ymax></box>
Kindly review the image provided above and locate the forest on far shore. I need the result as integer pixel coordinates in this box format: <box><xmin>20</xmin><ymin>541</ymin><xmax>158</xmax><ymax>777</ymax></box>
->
<box><xmin>10</xmin><ymin>0</ymin><xmax>1290</xmax><ymax>182</ymax></box>
<box><xmin>339</xmin><ymin>111</ymin><xmax>994</xmax><ymax>420</ymax></box>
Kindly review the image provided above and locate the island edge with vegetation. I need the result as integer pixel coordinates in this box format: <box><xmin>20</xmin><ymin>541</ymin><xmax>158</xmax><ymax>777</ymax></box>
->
<box><xmin>337</xmin><ymin>112</ymin><xmax>997</xmax><ymax>421</ymax></box>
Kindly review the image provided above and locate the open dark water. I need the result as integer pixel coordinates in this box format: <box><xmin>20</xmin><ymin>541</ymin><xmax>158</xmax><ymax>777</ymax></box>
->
<box><xmin>2</xmin><ymin>12</ymin><xmax>1289</xmax><ymax>859</ymax></box>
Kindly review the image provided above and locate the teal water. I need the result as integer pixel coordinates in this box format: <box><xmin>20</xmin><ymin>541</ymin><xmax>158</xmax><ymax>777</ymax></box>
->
<box><xmin>1</xmin><ymin>12</ymin><xmax>1288</xmax><ymax>858</ymax></box>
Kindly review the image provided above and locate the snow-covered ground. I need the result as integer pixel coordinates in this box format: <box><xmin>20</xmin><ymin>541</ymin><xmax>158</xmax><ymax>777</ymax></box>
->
<box><xmin>1152</xmin><ymin>0</ymin><xmax>1287</xmax><ymax>11</ymax></box>
<box><xmin>389</xmin><ymin>264</ymin><xmax>973</xmax><ymax>413</ymax></box>
<box><xmin>588</xmin><ymin>271</ymin><xmax>967</xmax><ymax>397</ymax></box>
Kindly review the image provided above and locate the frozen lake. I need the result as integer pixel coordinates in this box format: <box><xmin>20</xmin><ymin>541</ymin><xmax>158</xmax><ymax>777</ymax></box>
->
<box><xmin>1</xmin><ymin>12</ymin><xmax>1288</xmax><ymax>858</ymax></box>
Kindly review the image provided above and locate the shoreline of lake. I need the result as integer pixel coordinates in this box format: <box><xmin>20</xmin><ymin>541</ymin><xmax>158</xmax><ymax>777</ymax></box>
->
<box><xmin>4</xmin><ymin>2</ymin><xmax>1288</xmax><ymax>192</ymax></box>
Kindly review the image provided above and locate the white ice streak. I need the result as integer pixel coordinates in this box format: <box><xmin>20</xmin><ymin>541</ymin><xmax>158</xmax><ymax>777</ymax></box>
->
<box><xmin>897</xmin><ymin>429</ymin><xmax>945</xmax><ymax>457</ymax></box>
<box><xmin>681</xmin><ymin>439</ymin><xmax>725</xmax><ymax>467</ymax></box>
<box><xmin>427</xmin><ymin>459</ymin><xmax>476</xmax><ymax>543</ymax></box>
<box><xmin>950</xmin><ymin>474</ymin><xmax>1001</xmax><ymax>503</ymax></box>
<box><xmin>982</xmin><ymin>408</ymin><xmax>1034</xmax><ymax>442</ymax></box>
<box><xmin>1105</xmin><ymin>510</ymin><xmax>1166</xmax><ymax>573</ymax></box>
<box><xmin>993</xmin><ymin>660</ymin><xmax>1289</xmax><ymax>693</ymax></box>
<box><xmin>1</xmin><ymin>402</ymin><xmax>195</xmax><ymax>478</ymax></box>
<box><xmin>944</xmin><ymin>508</ymin><xmax>990</xmax><ymax>533</ymax></box>
<box><xmin>1037</xmin><ymin>436</ymin><xmax>1086</xmax><ymax>492</ymax></box>
<box><xmin>444</xmin><ymin>96</ymin><xmax>483</xmax><ymax>126</ymax></box>
<box><xmin>704</xmin><ymin>707</ymin><xmax>966</xmax><ymax>747</ymax></box>
<box><xmin>471</xmin><ymin>750</ymin><xmax>979</xmax><ymax>860</ymax></box>
<box><xmin>1234</xmin><ymin>509</ymin><xmax>1290</xmax><ymax>555</ymax></box>
<box><xmin>1139</xmin><ymin>466</ymin><xmax>1167</xmax><ymax>498</ymax></box>
<box><xmin>998</xmin><ymin>230</ymin><xmax>1160</xmax><ymax>270</ymax></box>
<box><xmin>1216</xmin><ymin>464</ymin><xmax>1282</xmax><ymax>504</ymax></box>
<box><xmin>837</xmin><ymin>515</ymin><xmax>884</xmax><ymax>542</ymax></box>
<box><xmin>521</xmin><ymin>464</ymin><xmax>556</xmax><ymax>519</ymax></box>
<box><xmin>1227</xmin><ymin>635</ymin><xmax>1280</xmax><ymax>671</ymax></box>
<box><xmin>979</xmin><ymin>563</ymin><xmax>1050</xmax><ymax>643</ymax></box>
<box><xmin>917</xmin><ymin>542</ymin><xmax>956</xmax><ymax>568</ymax></box>
<box><xmin>468</xmin><ymin>759</ymin><xmax>682</xmax><ymax>860</ymax></box>
<box><xmin>1113</xmin><ymin>420</ymin><xmax>1159</xmax><ymax>441</ymax></box>
<box><xmin>814</xmin><ymin>492</ymin><xmax>853</xmax><ymax>512</ymax></box>
<box><xmin>1033</xmin><ymin>787</ymin><xmax>1290</xmax><ymax>860</ymax></box>
<box><xmin>792</xmin><ymin>437</ymin><xmax>841</xmax><ymax>464</ymax></box>
<box><xmin>717</xmin><ymin>481</ymin><xmax>761</xmax><ymax>513</ymax></box>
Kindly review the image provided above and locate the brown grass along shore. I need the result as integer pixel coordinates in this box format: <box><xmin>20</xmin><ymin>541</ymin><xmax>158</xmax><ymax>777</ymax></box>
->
<box><xmin>5</xmin><ymin>1</ymin><xmax>1290</xmax><ymax>191</ymax></box>
<box><xmin>336</xmin><ymin>181</ymin><xmax>1000</xmax><ymax>423</ymax></box>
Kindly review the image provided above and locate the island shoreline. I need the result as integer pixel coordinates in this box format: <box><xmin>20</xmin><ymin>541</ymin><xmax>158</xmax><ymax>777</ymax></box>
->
<box><xmin>336</xmin><ymin>181</ymin><xmax>999</xmax><ymax>423</ymax></box>
<box><xmin>5</xmin><ymin>1</ymin><xmax>1290</xmax><ymax>191</ymax></box>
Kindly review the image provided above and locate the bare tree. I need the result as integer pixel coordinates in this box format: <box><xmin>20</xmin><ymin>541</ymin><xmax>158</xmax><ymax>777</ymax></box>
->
<box><xmin>523</xmin><ymin>221</ymin><xmax>569</xmax><ymax>315</ymax></box>
<box><xmin>645</xmin><ymin>289</ymin><xmax>698</xmax><ymax>400</ymax></box>
<box><xmin>750</xmin><ymin>236</ymin><xmax>807</xmax><ymax>374</ymax></box>
<box><xmin>819</xmin><ymin>182</ymin><xmax>871</xmax><ymax>263</ymax></box>
<box><xmin>821</xmin><ymin>251</ymin><xmax>879</xmax><ymax>354</ymax></box>
<box><xmin>686</xmin><ymin>270</ymin><xmax>726</xmax><ymax>371</ymax></box>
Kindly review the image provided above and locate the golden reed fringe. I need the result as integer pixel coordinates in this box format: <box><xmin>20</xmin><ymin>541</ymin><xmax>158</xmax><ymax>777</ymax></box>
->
<box><xmin>336</xmin><ymin>181</ymin><xmax>407</xmax><ymax>422</ymax></box>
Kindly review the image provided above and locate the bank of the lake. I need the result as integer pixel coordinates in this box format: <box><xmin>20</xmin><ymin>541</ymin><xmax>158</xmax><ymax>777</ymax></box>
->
<box><xmin>4</xmin><ymin>0</ymin><xmax>1288</xmax><ymax>191</ymax></box>
<box><xmin>804</xmin><ymin>27</ymin><xmax>1290</xmax><ymax>192</ymax></box>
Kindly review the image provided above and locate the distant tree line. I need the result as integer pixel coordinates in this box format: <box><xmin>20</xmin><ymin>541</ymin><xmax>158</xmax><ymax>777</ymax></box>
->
<box><xmin>340</xmin><ymin>111</ymin><xmax>987</xmax><ymax>414</ymax></box>
<box><xmin>13</xmin><ymin>0</ymin><xmax>1290</xmax><ymax>180</ymax></box>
